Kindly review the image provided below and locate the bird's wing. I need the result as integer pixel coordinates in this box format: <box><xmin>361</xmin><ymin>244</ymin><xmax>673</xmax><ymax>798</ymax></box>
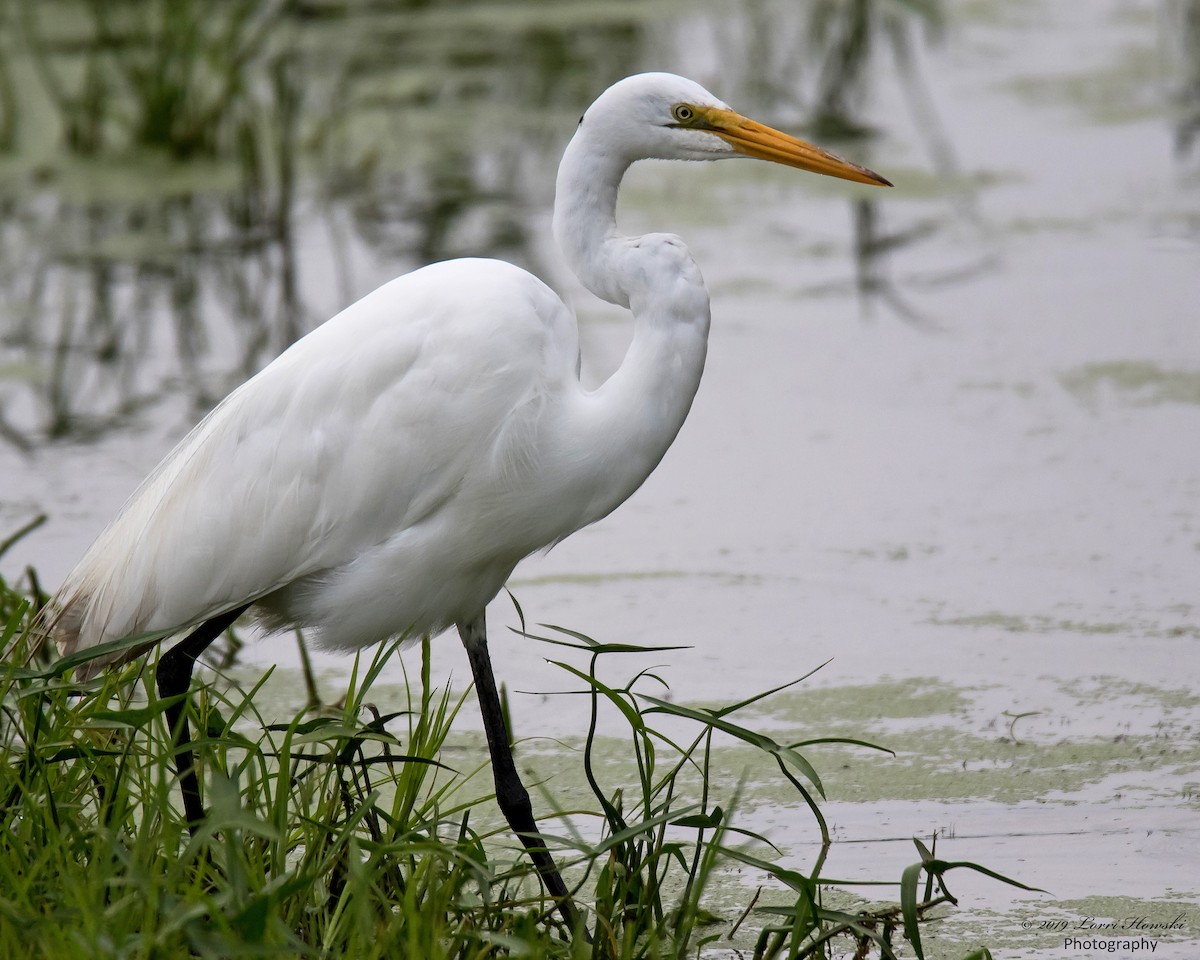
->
<box><xmin>51</xmin><ymin>258</ymin><xmax>577</xmax><ymax>663</ymax></box>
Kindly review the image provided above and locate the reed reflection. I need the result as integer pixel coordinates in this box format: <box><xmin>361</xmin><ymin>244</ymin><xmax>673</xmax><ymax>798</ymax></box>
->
<box><xmin>668</xmin><ymin>0</ymin><xmax>979</xmax><ymax>324</ymax></box>
<box><xmin>1168</xmin><ymin>0</ymin><xmax>1200</xmax><ymax>163</ymax></box>
<box><xmin>0</xmin><ymin>0</ymin><xmax>983</xmax><ymax>447</ymax></box>
<box><xmin>0</xmin><ymin>1</ymin><xmax>646</xmax><ymax>446</ymax></box>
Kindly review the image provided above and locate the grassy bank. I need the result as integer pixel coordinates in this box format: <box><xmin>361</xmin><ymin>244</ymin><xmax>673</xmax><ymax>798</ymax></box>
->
<box><xmin>0</xmin><ymin>534</ymin><xmax>1023</xmax><ymax>959</ymax></box>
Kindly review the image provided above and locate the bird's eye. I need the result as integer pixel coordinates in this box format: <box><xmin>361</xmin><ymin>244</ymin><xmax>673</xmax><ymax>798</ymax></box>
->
<box><xmin>672</xmin><ymin>104</ymin><xmax>695</xmax><ymax>123</ymax></box>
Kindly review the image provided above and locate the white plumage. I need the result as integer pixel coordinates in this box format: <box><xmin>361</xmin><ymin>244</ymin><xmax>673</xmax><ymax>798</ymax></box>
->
<box><xmin>54</xmin><ymin>259</ymin><xmax>585</xmax><ymax>663</ymax></box>
<box><xmin>49</xmin><ymin>74</ymin><xmax>887</xmax><ymax>670</ymax></box>
<box><xmin>42</xmin><ymin>74</ymin><xmax>888</xmax><ymax>922</ymax></box>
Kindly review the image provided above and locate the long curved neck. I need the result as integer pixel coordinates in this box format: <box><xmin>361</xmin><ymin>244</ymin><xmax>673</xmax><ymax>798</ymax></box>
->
<box><xmin>552</xmin><ymin>128</ymin><xmax>630</xmax><ymax>307</ymax></box>
<box><xmin>550</xmin><ymin>123</ymin><xmax>712</xmax><ymax>528</ymax></box>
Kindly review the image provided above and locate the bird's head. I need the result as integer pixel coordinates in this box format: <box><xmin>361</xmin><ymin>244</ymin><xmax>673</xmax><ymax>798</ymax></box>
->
<box><xmin>582</xmin><ymin>72</ymin><xmax>891</xmax><ymax>187</ymax></box>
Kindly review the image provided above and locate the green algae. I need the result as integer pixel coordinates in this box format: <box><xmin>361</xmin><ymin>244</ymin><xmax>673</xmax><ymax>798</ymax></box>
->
<box><xmin>244</xmin><ymin>666</ymin><xmax>1200</xmax><ymax>811</ymax></box>
<box><xmin>771</xmin><ymin>676</ymin><xmax>1197</xmax><ymax>803</ymax></box>
<box><xmin>933</xmin><ymin>896</ymin><xmax>1200</xmax><ymax>956</ymax></box>
<box><xmin>929</xmin><ymin>610</ymin><xmax>1159</xmax><ymax>637</ymax></box>
<box><xmin>1060</xmin><ymin>362</ymin><xmax>1200</xmax><ymax>410</ymax></box>
<box><xmin>1057</xmin><ymin>676</ymin><xmax>1200</xmax><ymax>712</ymax></box>
<box><xmin>1011</xmin><ymin>895</ymin><xmax>1200</xmax><ymax>944</ymax></box>
<box><xmin>759</xmin><ymin>676</ymin><xmax>974</xmax><ymax>728</ymax></box>
<box><xmin>214</xmin><ymin>657</ymin><xmax>1200</xmax><ymax>957</ymax></box>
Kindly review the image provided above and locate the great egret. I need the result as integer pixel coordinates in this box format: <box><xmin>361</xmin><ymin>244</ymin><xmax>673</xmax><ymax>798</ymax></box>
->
<box><xmin>46</xmin><ymin>72</ymin><xmax>889</xmax><ymax>931</ymax></box>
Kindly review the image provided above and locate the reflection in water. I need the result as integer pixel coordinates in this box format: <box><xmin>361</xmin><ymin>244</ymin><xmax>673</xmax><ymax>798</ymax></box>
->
<box><xmin>0</xmin><ymin>0</ymin><xmax>970</xmax><ymax>448</ymax></box>
<box><xmin>0</xmin><ymin>31</ymin><xmax>13</xmax><ymax>152</ymax></box>
<box><xmin>684</xmin><ymin>0</ymin><xmax>976</xmax><ymax>324</ymax></box>
<box><xmin>806</xmin><ymin>0</ymin><xmax>994</xmax><ymax>324</ymax></box>
<box><xmin>1168</xmin><ymin>0</ymin><xmax>1200</xmax><ymax>163</ymax></box>
<box><xmin>0</xmin><ymin>181</ymin><xmax>302</xmax><ymax>439</ymax></box>
<box><xmin>17</xmin><ymin>0</ymin><xmax>287</xmax><ymax>158</ymax></box>
<box><xmin>853</xmin><ymin>198</ymin><xmax>936</xmax><ymax>325</ymax></box>
<box><xmin>0</xmin><ymin>2</ymin><xmax>649</xmax><ymax>445</ymax></box>
<box><xmin>802</xmin><ymin>0</ymin><xmax>945</xmax><ymax>140</ymax></box>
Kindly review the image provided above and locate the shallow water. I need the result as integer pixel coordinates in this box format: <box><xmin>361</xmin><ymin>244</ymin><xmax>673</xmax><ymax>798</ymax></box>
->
<box><xmin>2</xmin><ymin>1</ymin><xmax>1199</xmax><ymax>956</ymax></box>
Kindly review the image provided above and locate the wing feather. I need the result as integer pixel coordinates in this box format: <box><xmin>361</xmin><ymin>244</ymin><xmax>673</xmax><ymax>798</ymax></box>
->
<box><xmin>50</xmin><ymin>258</ymin><xmax>577</xmax><ymax>670</ymax></box>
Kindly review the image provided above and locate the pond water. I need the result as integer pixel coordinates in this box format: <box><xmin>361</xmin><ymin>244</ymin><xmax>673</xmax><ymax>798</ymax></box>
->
<box><xmin>1</xmin><ymin>1</ymin><xmax>1198</xmax><ymax>956</ymax></box>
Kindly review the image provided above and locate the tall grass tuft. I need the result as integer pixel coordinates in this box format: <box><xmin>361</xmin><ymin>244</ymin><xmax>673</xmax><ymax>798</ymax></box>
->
<box><xmin>0</xmin><ymin>546</ymin><xmax>1034</xmax><ymax>959</ymax></box>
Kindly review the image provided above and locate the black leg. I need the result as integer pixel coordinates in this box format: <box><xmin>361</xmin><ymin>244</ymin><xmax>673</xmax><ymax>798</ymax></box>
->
<box><xmin>156</xmin><ymin>604</ymin><xmax>249</xmax><ymax>834</ymax></box>
<box><xmin>458</xmin><ymin>615</ymin><xmax>584</xmax><ymax>934</ymax></box>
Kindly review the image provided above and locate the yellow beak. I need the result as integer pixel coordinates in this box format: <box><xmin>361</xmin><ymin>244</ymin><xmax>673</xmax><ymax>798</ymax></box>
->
<box><xmin>701</xmin><ymin>107</ymin><xmax>892</xmax><ymax>187</ymax></box>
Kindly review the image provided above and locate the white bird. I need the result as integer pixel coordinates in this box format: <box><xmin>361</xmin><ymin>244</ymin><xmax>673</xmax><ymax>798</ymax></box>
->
<box><xmin>45</xmin><ymin>72</ymin><xmax>889</xmax><ymax>931</ymax></box>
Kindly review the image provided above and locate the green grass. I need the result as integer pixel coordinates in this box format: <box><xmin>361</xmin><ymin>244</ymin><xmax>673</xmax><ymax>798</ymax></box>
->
<box><xmin>0</xmin><ymin>544</ymin><xmax>1029</xmax><ymax>959</ymax></box>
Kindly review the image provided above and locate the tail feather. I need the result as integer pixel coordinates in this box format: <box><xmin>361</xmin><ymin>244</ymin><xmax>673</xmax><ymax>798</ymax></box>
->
<box><xmin>40</xmin><ymin>584</ymin><xmax>162</xmax><ymax>681</ymax></box>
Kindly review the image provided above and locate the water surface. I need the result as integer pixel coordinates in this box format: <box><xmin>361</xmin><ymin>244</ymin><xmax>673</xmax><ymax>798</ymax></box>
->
<box><xmin>1</xmin><ymin>1</ymin><xmax>1198</xmax><ymax>955</ymax></box>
